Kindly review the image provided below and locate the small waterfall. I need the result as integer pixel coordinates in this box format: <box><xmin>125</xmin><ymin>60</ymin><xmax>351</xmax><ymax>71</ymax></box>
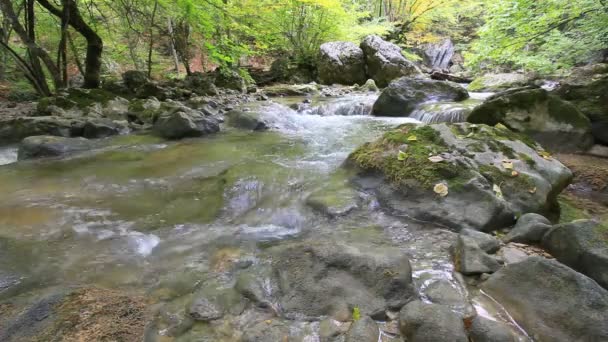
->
<box><xmin>302</xmin><ymin>94</ymin><xmax>377</xmax><ymax>116</ymax></box>
<box><xmin>410</xmin><ymin>100</ymin><xmax>481</xmax><ymax>124</ymax></box>
<box><xmin>0</xmin><ymin>146</ymin><xmax>18</xmax><ymax>166</ymax></box>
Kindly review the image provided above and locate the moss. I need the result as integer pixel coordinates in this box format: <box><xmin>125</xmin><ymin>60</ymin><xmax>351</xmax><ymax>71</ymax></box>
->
<box><xmin>518</xmin><ymin>152</ymin><xmax>536</xmax><ymax>167</ymax></box>
<box><xmin>558</xmin><ymin>195</ymin><xmax>592</xmax><ymax>223</ymax></box>
<box><xmin>547</xmin><ymin>96</ymin><xmax>591</xmax><ymax>128</ymax></box>
<box><xmin>478</xmin><ymin>164</ymin><xmax>536</xmax><ymax>193</ymax></box>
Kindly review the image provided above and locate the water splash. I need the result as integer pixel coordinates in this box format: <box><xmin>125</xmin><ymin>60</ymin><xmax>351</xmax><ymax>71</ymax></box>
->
<box><xmin>0</xmin><ymin>146</ymin><xmax>18</xmax><ymax>166</ymax></box>
<box><xmin>410</xmin><ymin>99</ymin><xmax>481</xmax><ymax>124</ymax></box>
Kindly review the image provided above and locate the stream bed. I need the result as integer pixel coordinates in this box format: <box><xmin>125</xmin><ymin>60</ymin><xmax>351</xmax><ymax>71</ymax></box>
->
<box><xmin>0</xmin><ymin>94</ymin><xmax>528</xmax><ymax>341</ymax></box>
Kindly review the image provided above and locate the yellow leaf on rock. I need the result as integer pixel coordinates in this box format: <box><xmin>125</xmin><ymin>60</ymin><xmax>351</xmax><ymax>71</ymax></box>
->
<box><xmin>428</xmin><ymin>155</ymin><xmax>444</xmax><ymax>163</ymax></box>
<box><xmin>538</xmin><ymin>150</ymin><xmax>553</xmax><ymax>160</ymax></box>
<box><xmin>528</xmin><ymin>187</ymin><xmax>537</xmax><ymax>194</ymax></box>
<box><xmin>511</xmin><ymin>171</ymin><xmax>519</xmax><ymax>177</ymax></box>
<box><xmin>493</xmin><ymin>184</ymin><xmax>504</xmax><ymax>199</ymax></box>
<box><xmin>407</xmin><ymin>135</ymin><xmax>418</xmax><ymax>142</ymax></box>
<box><xmin>495</xmin><ymin>123</ymin><xmax>508</xmax><ymax>130</ymax></box>
<box><xmin>502</xmin><ymin>160</ymin><xmax>514</xmax><ymax>170</ymax></box>
<box><xmin>398</xmin><ymin>151</ymin><xmax>407</xmax><ymax>161</ymax></box>
<box><xmin>434</xmin><ymin>183</ymin><xmax>449</xmax><ymax>197</ymax></box>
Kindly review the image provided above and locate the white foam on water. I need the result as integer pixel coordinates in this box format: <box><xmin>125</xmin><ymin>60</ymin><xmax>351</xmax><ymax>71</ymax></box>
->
<box><xmin>0</xmin><ymin>146</ymin><xmax>18</xmax><ymax>166</ymax></box>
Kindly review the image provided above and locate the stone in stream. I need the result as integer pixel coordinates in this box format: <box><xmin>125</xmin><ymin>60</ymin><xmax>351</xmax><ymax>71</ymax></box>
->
<box><xmin>18</xmin><ymin>135</ymin><xmax>94</xmax><ymax>160</ymax></box>
<box><xmin>468</xmin><ymin>316</ymin><xmax>518</xmax><ymax>342</ymax></box>
<box><xmin>503</xmin><ymin>213</ymin><xmax>552</xmax><ymax>244</ymax></box>
<box><xmin>452</xmin><ymin>235</ymin><xmax>501</xmax><ymax>275</ymax></box>
<box><xmin>542</xmin><ymin>219</ymin><xmax>608</xmax><ymax>289</ymax></box>
<box><xmin>345</xmin><ymin>316</ymin><xmax>379</xmax><ymax>342</ymax></box>
<box><xmin>153</xmin><ymin>100</ymin><xmax>220</xmax><ymax>139</ymax></box>
<box><xmin>266</xmin><ymin>240</ymin><xmax>416</xmax><ymax>320</ymax></box>
<box><xmin>372</xmin><ymin>77</ymin><xmax>469</xmax><ymax>117</ymax></box>
<box><xmin>467</xmin><ymin>87</ymin><xmax>593</xmax><ymax>153</ymax></box>
<box><xmin>318</xmin><ymin>41</ymin><xmax>367</xmax><ymax>86</ymax></box>
<box><xmin>482</xmin><ymin>256</ymin><xmax>608</xmax><ymax>341</ymax></box>
<box><xmin>214</xmin><ymin>68</ymin><xmax>248</xmax><ymax>94</ymax></box>
<box><xmin>398</xmin><ymin>300</ymin><xmax>468</xmax><ymax>342</ymax></box>
<box><xmin>360</xmin><ymin>35</ymin><xmax>422</xmax><ymax>87</ymax></box>
<box><xmin>241</xmin><ymin>320</ymin><xmax>290</xmax><ymax>342</ymax></box>
<box><xmin>460</xmin><ymin>229</ymin><xmax>501</xmax><ymax>253</ymax></box>
<box><xmin>226</xmin><ymin>110</ymin><xmax>269</xmax><ymax>131</ymax></box>
<box><xmin>467</xmin><ymin>73</ymin><xmax>531</xmax><ymax>92</ymax></box>
<box><xmin>305</xmin><ymin>186</ymin><xmax>360</xmax><ymax>218</ymax></box>
<box><xmin>346</xmin><ymin>123</ymin><xmax>572</xmax><ymax>231</ymax></box>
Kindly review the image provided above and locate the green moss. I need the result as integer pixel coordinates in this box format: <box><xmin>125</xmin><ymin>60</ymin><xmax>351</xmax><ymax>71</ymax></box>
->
<box><xmin>547</xmin><ymin>96</ymin><xmax>591</xmax><ymax>129</ymax></box>
<box><xmin>518</xmin><ymin>152</ymin><xmax>536</xmax><ymax>167</ymax></box>
<box><xmin>478</xmin><ymin>164</ymin><xmax>536</xmax><ymax>193</ymax></box>
<box><xmin>558</xmin><ymin>195</ymin><xmax>592</xmax><ymax>223</ymax></box>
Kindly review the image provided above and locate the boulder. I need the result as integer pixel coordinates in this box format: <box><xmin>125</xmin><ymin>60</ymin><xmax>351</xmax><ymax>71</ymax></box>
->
<box><xmin>82</xmin><ymin>119</ymin><xmax>128</xmax><ymax>139</ymax></box>
<box><xmin>482</xmin><ymin>257</ymin><xmax>608</xmax><ymax>341</ymax></box>
<box><xmin>345</xmin><ymin>316</ymin><xmax>379</xmax><ymax>342</ymax></box>
<box><xmin>452</xmin><ymin>235</ymin><xmax>501</xmax><ymax>275</ymax></box>
<box><xmin>18</xmin><ymin>135</ymin><xmax>94</xmax><ymax>160</ymax></box>
<box><xmin>372</xmin><ymin>77</ymin><xmax>469</xmax><ymax>117</ymax></box>
<box><xmin>318</xmin><ymin>41</ymin><xmax>367</xmax><ymax>86</ymax></box>
<box><xmin>420</xmin><ymin>38</ymin><xmax>455</xmax><ymax>71</ymax></box>
<box><xmin>268</xmin><ymin>240</ymin><xmax>416</xmax><ymax>319</ymax></box>
<box><xmin>122</xmin><ymin>70</ymin><xmax>149</xmax><ymax>91</ymax></box>
<box><xmin>460</xmin><ymin>229</ymin><xmax>501</xmax><ymax>253</ymax></box>
<box><xmin>468</xmin><ymin>73</ymin><xmax>530</xmax><ymax>92</ymax></box>
<box><xmin>542</xmin><ymin>219</ymin><xmax>608</xmax><ymax>289</ymax></box>
<box><xmin>358</xmin><ymin>79</ymin><xmax>379</xmax><ymax>92</ymax></box>
<box><xmin>398</xmin><ymin>301</ymin><xmax>468</xmax><ymax>342</ymax></box>
<box><xmin>127</xmin><ymin>97</ymin><xmax>162</xmax><ymax>125</ymax></box>
<box><xmin>305</xmin><ymin>185</ymin><xmax>359</xmax><ymax>218</ymax></box>
<box><xmin>468</xmin><ymin>317</ymin><xmax>517</xmax><ymax>342</ymax></box>
<box><xmin>503</xmin><ymin>213</ymin><xmax>552</xmax><ymax>244</ymax></box>
<box><xmin>226</xmin><ymin>110</ymin><xmax>268</xmax><ymax>131</ymax></box>
<box><xmin>187</xmin><ymin>281</ymin><xmax>246</xmax><ymax>322</ymax></box>
<box><xmin>467</xmin><ymin>88</ymin><xmax>594</xmax><ymax>152</ymax></box>
<box><xmin>346</xmin><ymin>123</ymin><xmax>572</xmax><ymax>231</ymax></box>
<box><xmin>263</xmin><ymin>83</ymin><xmax>319</xmax><ymax>97</ymax></box>
<box><xmin>184</xmin><ymin>72</ymin><xmax>218</xmax><ymax>96</ymax></box>
<box><xmin>215</xmin><ymin>68</ymin><xmax>247</xmax><ymax>93</ymax></box>
<box><xmin>153</xmin><ymin>102</ymin><xmax>220</xmax><ymax>139</ymax></box>
<box><xmin>0</xmin><ymin>116</ymin><xmax>81</xmax><ymax>144</ymax></box>
<box><xmin>360</xmin><ymin>35</ymin><xmax>422</xmax><ymax>87</ymax></box>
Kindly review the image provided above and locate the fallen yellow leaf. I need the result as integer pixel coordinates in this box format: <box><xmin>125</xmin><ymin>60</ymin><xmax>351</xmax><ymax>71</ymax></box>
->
<box><xmin>528</xmin><ymin>187</ymin><xmax>537</xmax><ymax>194</ymax></box>
<box><xmin>398</xmin><ymin>150</ymin><xmax>407</xmax><ymax>161</ymax></box>
<box><xmin>434</xmin><ymin>183</ymin><xmax>449</xmax><ymax>197</ymax></box>
<box><xmin>502</xmin><ymin>160</ymin><xmax>514</xmax><ymax>170</ymax></box>
<box><xmin>407</xmin><ymin>135</ymin><xmax>418</xmax><ymax>142</ymax></box>
<box><xmin>511</xmin><ymin>171</ymin><xmax>519</xmax><ymax>177</ymax></box>
<box><xmin>493</xmin><ymin>184</ymin><xmax>504</xmax><ymax>199</ymax></box>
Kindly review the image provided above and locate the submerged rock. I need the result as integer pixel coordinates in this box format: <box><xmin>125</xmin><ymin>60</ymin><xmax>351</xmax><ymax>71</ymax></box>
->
<box><xmin>468</xmin><ymin>73</ymin><xmax>530</xmax><ymax>92</ymax></box>
<box><xmin>318</xmin><ymin>41</ymin><xmax>367</xmax><ymax>86</ymax></box>
<box><xmin>346</xmin><ymin>123</ymin><xmax>572</xmax><ymax>231</ymax></box>
<box><xmin>542</xmin><ymin>219</ymin><xmax>608</xmax><ymax>289</ymax></box>
<box><xmin>482</xmin><ymin>257</ymin><xmax>608</xmax><ymax>341</ymax></box>
<box><xmin>372</xmin><ymin>77</ymin><xmax>469</xmax><ymax>117</ymax></box>
<box><xmin>398</xmin><ymin>300</ymin><xmax>468</xmax><ymax>342</ymax></box>
<box><xmin>360</xmin><ymin>35</ymin><xmax>422</xmax><ymax>87</ymax></box>
<box><xmin>467</xmin><ymin>88</ymin><xmax>593</xmax><ymax>152</ymax></box>
<box><xmin>18</xmin><ymin>135</ymin><xmax>94</xmax><ymax>160</ymax></box>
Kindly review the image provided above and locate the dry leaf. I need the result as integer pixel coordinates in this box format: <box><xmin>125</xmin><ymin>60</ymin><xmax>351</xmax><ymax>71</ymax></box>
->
<box><xmin>502</xmin><ymin>160</ymin><xmax>514</xmax><ymax>170</ymax></box>
<box><xmin>466</xmin><ymin>132</ymin><xmax>474</xmax><ymax>138</ymax></box>
<box><xmin>495</xmin><ymin>123</ymin><xmax>508</xmax><ymax>130</ymax></box>
<box><xmin>511</xmin><ymin>170</ymin><xmax>519</xmax><ymax>177</ymax></box>
<box><xmin>398</xmin><ymin>151</ymin><xmax>407</xmax><ymax>161</ymax></box>
<box><xmin>407</xmin><ymin>135</ymin><xmax>418</xmax><ymax>142</ymax></box>
<box><xmin>493</xmin><ymin>184</ymin><xmax>504</xmax><ymax>199</ymax></box>
<box><xmin>428</xmin><ymin>155</ymin><xmax>444</xmax><ymax>163</ymax></box>
<box><xmin>538</xmin><ymin>150</ymin><xmax>553</xmax><ymax>160</ymax></box>
<box><xmin>528</xmin><ymin>187</ymin><xmax>537</xmax><ymax>194</ymax></box>
<box><xmin>434</xmin><ymin>183</ymin><xmax>449</xmax><ymax>197</ymax></box>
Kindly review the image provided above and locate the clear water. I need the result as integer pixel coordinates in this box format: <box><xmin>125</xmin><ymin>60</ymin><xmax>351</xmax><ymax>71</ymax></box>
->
<box><xmin>0</xmin><ymin>95</ymin><xmax>526</xmax><ymax>339</ymax></box>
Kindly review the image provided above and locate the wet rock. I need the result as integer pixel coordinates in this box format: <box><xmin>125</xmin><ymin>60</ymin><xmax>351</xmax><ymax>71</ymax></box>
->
<box><xmin>234</xmin><ymin>266</ymin><xmax>277</xmax><ymax>311</ymax></box>
<box><xmin>153</xmin><ymin>108</ymin><xmax>220</xmax><ymax>140</ymax></box>
<box><xmin>122</xmin><ymin>70</ymin><xmax>149</xmax><ymax>91</ymax></box>
<box><xmin>215</xmin><ymin>68</ymin><xmax>247</xmax><ymax>93</ymax></box>
<box><xmin>188</xmin><ymin>297</ymin><xmax>223</xmax><ymax>321</ymax></box>
<box><xmin>269</xmin><ymin>240</ymin><xmax>416</xmax><ymax>319</ymax></box>
<box><xmin>482</xmin><ymin>256</ymin><xmax>608</xmax><ymax>341</ymax></box>
<box><xmin>496</xmin><ymin>244</ymin><xmax>530</xmax><ymax>264</ymax></box>
<box><xmin>468</xmin><ymin>317</ymin><xmax>517</xmax><ymax>342</ymax></box>
<box><xmin>0</xmin><ymin>116</ymin><xmax>81</xmax><ymax>145</ymax></box>
<box><xmin>452</xmin><ymin>235</ymin><xmax>501</xmax><ymax>275</ymax></box>
<box><xmin>345</xmin><ymin>316</ymin><xmax>379</xmax><ymax>342</ymax></box>
<box><xmin>468</xmin><ymin>73</ymin><xmax>530</xmax><ymax>92</ymax></box>
<box><xmin>542</xmin><ymin>219</ymin><xmax>608</xmax><ymax>289</ymax></box>
<box><xmin>503</xmin><ymin>213</ymin><xmax>552</xmax><ymax>244</ymax></box>
<box><xmin>226</xmin><ymin>110</ymin><xmax>268</xmax><ymax>131</ymax></box>
<box><xmin>127</xmin><ymin>97</ymin><xmax>162</xmax><ymax>125</ymax></box>
<box><xmin>347</xmin><ymin>123</ymin><xmax>573</xmax><ymax>231</ymax></box>
<box><xmin>319</xmin><ymin>318</ymin><xmax>351</xmax><ymax>341</ymax></box>
<box><xmin>184</xmin><ymin>72</ymin><xmax>219</xmax><ymax>96</ymax></box>
<box><xmin>372</xmin><ymin>77</ymin><xmax>469</xmax><ymax>117</ymax></box>
<box><xmin>359</xmin><ymin>79</ymin><xmax>379</xmax><ymax>92</ymax></box>
<box><xmin>263</xmin><ymin>83</ymin><xmax>319</xmax><ymax>97</ymax></box>
<box><xmin>305</xmin><ymin>186</ymin><xmax>359</xmax><ymax>217</ymax></box>
<box><xmin>360</xmin><ymin>35</ymin><xmax>422</xmax><ymax>87</ymax></box>
<box><xmin>241</xmin><ymin>320</ymin><xmax>290</xmax><ymax>342</ymax></box>
<box><xmin>460</xmin><ymin>229</ymin><xmax>500</xmax><ymax>253</ymax></box>
<box><xmin>423</xmin><ymin>279</ymin><xmax>467</xmax><ymax>309</ymax></box>
<box><xmin>467</xmin><ymin>88</ymin><xmax>593</xmax><ymax>152</ymax></box>
<box><xmin>318</xmin><ymin>41</ymin><xmax>367</xmax><ymax>86</ymax></box>
<box><xmin>82</xmin><ymin>119</ymin><xmax>128</xmax><ymax>139</ymax></box>
<box><xmin>398</xmin><ymin>300</ymin><xmax>468</xmax><ymax>342</ymax></box>
<box><xmin>18</xmin><ymin>135</ymin><xmax>94</xmax><ymax>160</ymax></box>
<box><xmin>420</xmin><ymin>39</ymin><xmax>455</xmax><ymax>71</ymax></box>
<box><xmin>102</xmin><ymin>97</ymin><xmax>130</xmax><ymax>119</ymax></box>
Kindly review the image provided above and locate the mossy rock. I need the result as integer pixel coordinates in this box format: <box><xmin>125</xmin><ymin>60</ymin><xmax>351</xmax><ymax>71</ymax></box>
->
<box><xmin>467</xmin><ymin>88</ymin><xmax>593</xmax><ymax>153</ymax></box>
<box><xmin>468</xmin><ymin>73</ymin><xmax>530</xmax><ymax>92</ymax></box>
<box><xmin>37</xmin><ymin>89</ymin><xmax>123</xmax><ymax>116</ymax></box>
<box><xmin>346</xmin><ymin>122</ymin><xmax>573</xmax><ymax>231</ymax></box>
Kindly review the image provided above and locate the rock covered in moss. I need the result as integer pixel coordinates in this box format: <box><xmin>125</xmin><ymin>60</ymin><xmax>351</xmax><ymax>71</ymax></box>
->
<box><xmin>318</xmin><ymin>41</ymin><xmax>367</xmax><ymax>86</ymax></box>
<box><xmin>372</xmin><ymin>77</ymin><xmax>469</xmax><ymax>117</ymax></box>
<box><xmin>346</xmin><ymin>123</ymin><xmax>572</xmax><ymax>231</ymax></box>
<box><xmin>468</xmin><ymin>73</ymin><xmax>530</xmax><ymax>92</ymax></box>
<box><xmin>542</xmin><ymin>219</ymin><xmax>608</xmax><ymax>289</ymax></box>
<box><xmin>467</xmin><ymin>88</ymin><xmax>593</xmax><ymax>152</ymax></box>
<box><xmin>360</xmin><ymin>35</ymin><xmax>422</xmax><ymax>87</ymax></box>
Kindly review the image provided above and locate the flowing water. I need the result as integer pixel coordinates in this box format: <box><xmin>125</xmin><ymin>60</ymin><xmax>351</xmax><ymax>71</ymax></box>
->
<box><xmin>0</xmin><ymin>94</ymin><xmax>526</xmax><ymax>340</ymax></box>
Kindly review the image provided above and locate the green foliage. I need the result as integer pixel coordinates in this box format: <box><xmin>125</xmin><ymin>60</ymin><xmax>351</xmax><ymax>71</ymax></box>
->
<box><xmin>352</xmin><ymin>306</ymin><xmax>361</xmax><ymax>321</ymax></box>
<box><xmin>466</xmin><ymin>0</ymin><xmax>608</xmax><ymax>74</ymax></box>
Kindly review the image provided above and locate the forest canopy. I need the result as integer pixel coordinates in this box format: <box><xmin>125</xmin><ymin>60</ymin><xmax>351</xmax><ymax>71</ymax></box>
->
<box><xmin>0</xmin><ymin>0</ymin><xmax>606</xmax><ymax>95</ymax></box>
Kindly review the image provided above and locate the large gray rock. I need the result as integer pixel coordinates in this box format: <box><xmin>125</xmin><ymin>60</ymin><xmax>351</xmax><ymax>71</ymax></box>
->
<box><xmin>226</xmin><ymin>110</ymin><xmax>268</xmax><ymax>131</ymax></box>
<box><xmin>318</xmin><ymin>41</ymin><xmax>367</xmax><ymax>86</ymax></box>
<box><xmin>372</xmin><ymin>77</ymin><xmax>469</xmax><ymax>117</ymax></box>
<box><xmin>268</xmin><ymin>240</ymin><xmax>416</xmax><ymax>319</ymax></box>
<box><xmin>467</xmin><ymin>88</ymin><xmax>594</xmax><ymax>152</ymax></box>
<box><xmin>153</xmin><ymin>101</ymin><xmax>220</xmax><ymax>139</ymax></box>
<box><xmin>468</xmin><ymin>73</ymin><xmax>530</xmax><ymax>92</ymax></box>
<box><xmin>360</xmin><ymin>35</ymin><xmax>422</xmax><ymax>87</ymax></box>
<box><xmin>542</xmin><ymin>219</ymin><xmax>608</xmax><ymax>289</ymax></box>
<box><xmin>468</xmin><ymin>317</ymin><xmax>517</xmax><ymax>342</ymax></box>
<box><xmin>460</xmin><ymin>229</ymin><xmax>501</xmax><ymax>253</ymax></box>
<box><xmin>345</xmin><ymin>316</ymin><xmax>379</xmax><ymax>342</ymax></box>
<box><xmin>0</xmin><ymin>116</ymin><xmax>81</xmax><ymax>144</ymax></box>
<box><xmin>452</xmin><ymin>235</ymin><xmax>501</xmax><ymax>275</ymax></box>
<box><xmin>17</xmin><ymin>135</ymin><xmax>94</xmax><ymax>160</ymax></box>
<box><xmin>184</xmin><ymin>72</ymin><xmax>219</xmax><ymax>96</ymax></box>
<box><xmin>215</xmin><ymin>68</ymin><xmax>247</xmax><ymax>93</ymax></box>
<box><xmin>503</xmin><ymin>213</ymin><xmax>552</xmax><ymax>244</ymax></box>
<box><xmin>421</xmin><ymin>39</ymin><xmax>455</xmax><ymax>70</ymax></box>
<box><xmin>482</xmin><ymin>257</ymin><xmax>608</xmax><ymax>341</ymax></box>
<box><xmin>347</xmin><ymin>123</ymin><xmax>572</xmax><ymax>231</ymax></box>
<box><xmin>122</xmin><ymin>70</ymin><xmax>149</xmax><ymax>91</ymax></box>
<box><xmin>398</xmin><ymin>301</ymin><xmax>468</xmax><ymax>342</ymax></box>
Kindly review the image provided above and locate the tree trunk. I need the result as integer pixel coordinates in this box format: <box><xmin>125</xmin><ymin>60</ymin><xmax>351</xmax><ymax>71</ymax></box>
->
<box><xmin>37</xmin><ymin>0</ymin><xmax>103</xmax><ymax>89</ymax></box>
<box><xmin>167</xmin><ymin>18</ymin><xmax>180</xmax><ymax>75</ymax></box>
<box><xmin>146</xmin><ymin>0</ymin><xmax>158</xmax><ymax>77</ymax></box>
